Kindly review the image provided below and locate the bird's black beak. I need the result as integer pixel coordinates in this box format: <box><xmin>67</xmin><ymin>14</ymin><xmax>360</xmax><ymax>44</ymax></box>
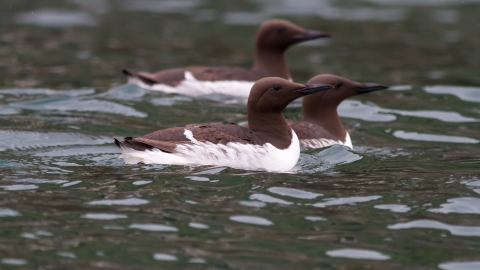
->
<box><xmin>294</xmin><ymin>84</ymin><xmax>333</xmax><ymax>95</ymax></box>
<box><xmin>355</xmin><ymin>83</ymin><xmax>389</xmax><ymax>94</ymax></box>
<box><xmin>293</xmin><ymin>30</ymin><xmax>331</xmax><ymax>40</ymax></box>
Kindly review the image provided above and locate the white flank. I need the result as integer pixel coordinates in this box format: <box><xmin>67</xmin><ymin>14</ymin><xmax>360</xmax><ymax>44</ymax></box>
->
<box><xmin>300</xmin><ymin>132</ymin><xmax>353</xmax><ymax>150</ymax></box>
<box><xmin>127</xmin><ymin>71</ymin><xmax>254</xmax><ymax>97</ymax></box>
<box><xmin>118</xmin><ymin>130</ymin><xmax>301</xmax><ymax>172</ymax></box>
<box><xmin>344</xmin><ymin>132</ymin><xmax>353</xmax><ymax>149</ymax></box>
<box><xmin>183</xmin><ymin>129</ymin><xmax>199</xmax><ymax>144</ymax></box>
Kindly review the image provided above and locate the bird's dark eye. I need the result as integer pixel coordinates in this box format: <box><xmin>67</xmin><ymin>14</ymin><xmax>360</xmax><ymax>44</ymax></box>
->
<box><xmin>335</xmin><ymin>82</ymin><xmax>343</xmax><ymax>89</ymax></box>
<box><xmin>277</xmin><ymin>27</ymin><xmax>286</xmax><ymax>33</ymax></box>
<box><xmin>272</xmin><ymin>84</ymin><xmax>281</xmax><ymax>91</ymax></box>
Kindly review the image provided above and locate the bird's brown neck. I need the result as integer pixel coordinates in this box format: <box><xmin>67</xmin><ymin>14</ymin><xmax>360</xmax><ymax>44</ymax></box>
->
<box><xmin>252</xmin><ymin>48</ymin><xmax>290</xmax><ymax>79</ymax></box>
<box><xmin>302</xmin><ymin>98</ymin><xmax>347</xmax><ymax>142</ymax></box>
<box><xmin>248</xmin><ymin>111</ymin><xmax>293</xmax><ymax>149</ymax></box>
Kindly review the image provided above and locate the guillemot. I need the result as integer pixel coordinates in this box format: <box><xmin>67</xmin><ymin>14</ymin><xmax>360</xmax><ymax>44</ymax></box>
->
<box><xmin>290</xmin><ymin>74</ymin><xmax>388</xmax><ymax>150</ymax></box>
<box><xmin>122</xmin><ymin>19</ymin><xmax>330</xmax><ymax>97</ymax></box>
<box><xmin>114</xmin><ymin>77</ymin><xmax>333</xmax><ymax>172</ymax></box>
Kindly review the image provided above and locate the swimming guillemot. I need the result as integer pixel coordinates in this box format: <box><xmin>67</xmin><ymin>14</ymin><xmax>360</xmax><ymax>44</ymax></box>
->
<box><xmin>290</xmin><ymin>74</ymin><xmax>388</xmax><ymax>150</ymax></box>
<box><xmin>122</xmin><ymin>19</ymin><xmax>330</xmax><ymax>97</ymax></box>
<box><xmin>114</xmin><ymin>77</ymin><xmax>333</xmax><ymax>172</ymax></box>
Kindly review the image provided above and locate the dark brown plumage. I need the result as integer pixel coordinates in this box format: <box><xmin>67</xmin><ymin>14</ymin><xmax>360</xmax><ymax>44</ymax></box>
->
<box><xmin>115</xmin><ymin>77</ymin><xmax>333</xmax><ymax>153</ymax></box>
<box><xmin>122</xmin><ymin>19</ymin><xmax>330</xmax><ymax>86</ymax></box>
<box><xmin>294</xmin><ymin>74</ymin><xmax>388</xmax><ymax>144</ymax></box>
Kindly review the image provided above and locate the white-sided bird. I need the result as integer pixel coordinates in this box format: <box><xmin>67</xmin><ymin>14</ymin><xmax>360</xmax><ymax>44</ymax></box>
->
<box><xmin>290</xmin><ymin>74</ymin><xmax>388</xmax><ymax>150</ymax></box>
<box><xmin>114</xmin><ymin>77</ymin><xmax>333</xmax><ymax>172</ymax></box>
<box><xmin>122</xmin><ymin>19</ymin><xmax>330</xmax><ymax>97</ymax></box>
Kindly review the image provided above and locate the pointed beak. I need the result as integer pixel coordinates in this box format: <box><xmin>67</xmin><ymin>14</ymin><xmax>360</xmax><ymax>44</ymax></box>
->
<box><xmin>355</xmin><ymin>83</ymin><xmax>389</xmax><ymax>94</ymax></box>
<box><xmin>294</xmin><ymin>84</ymin><xmax>333</xmax><ymax>95</ymax></box>
<box><xmin>293</xmin><ymin>30</ymin><xmax>331</xmax><ymax>41</ymax></box>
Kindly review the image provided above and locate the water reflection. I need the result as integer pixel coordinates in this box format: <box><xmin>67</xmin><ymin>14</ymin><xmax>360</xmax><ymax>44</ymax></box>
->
<box><xmin>225</xmin><ymin>0</ymin><xmax>406</xmax><ymax>24</ymax></box>
<box><xmin>36</xmin><ymin>146</ymin><xmax>118</xmax><ymax>157</ymax></box>
<box><xmin>338</xmin><ymin>100</ymin><xmax>479</xmax><ymax>122</ymax></box>
<box><xmin>2</xmin><ymin>1</ymin><xmax>480</xmax><ymax>268</ymax></box>
<box><xmin>57</xmin><ymin>251</ymin><xmax>76</xmax><ymax>259</ymax></box>
<box><xmin>439</xmin><ymin>261</ymin><xmax>480</xmax><ymax>270</ymax></box>
<box><xmin>189</xmin><ymin>258</ymin><xmax>206</xmax><ymax>263</ymax></box>
<box><xmin>81</xmin><ymin>213</ymin><xmax>128</xmax><ymax>220</ymax></box>
<box><xmin>338</xmin><ymin>100</ymin><xmax>396</xmax><ymax>122</ymax></box>
<box><xmin>132</xmin><ymin>180</ymin><xmax>152</xmax><ymax>185</ymax></box>
<box><xmin>305</xmin><ymin>216</ymin><xmax>327</xmax><ymax>221</ymax></box>
<box><xmin>313</xmin><ymin>195</ymin><xmax>382</xmax><ymax>207</ymax></box>
<box><xmin>424</xmin><ymin>85</ymin><xmax>480</xmax><ymax>102</ymax></box>
<box><xmin>238</xmin><ymin>200</ymin><xmax>266</xmax><ymax>208</ymax></box>
<box><xmin>393</xmin><ymin>131</ymin><xmax>479</xmax><ymax>144</ymax></box>
<box><xmin>229</xmin><ymin>215</ymin><xmax>273</xmax><ymax>226</ymax></box>
<box><xmin>62</xmin><ymin>180</ymin><xmax>82</xmax><ymax>187</ymax></box>
<box><xmin>432</xmin><ymin>10</ymin><xmax>459</xmax><ymax>24</ymax></box>
<box><xmin>1</xmin><ymin>258</ymin><xmax>27</xmax><ymax>266</ymax></box>
<box><xmin>326</xmin><ymin>248</ymin><xmax>390</xmax><ymax>260</ymax></box>
<box><xmin>0</xmin><ymin>208</ymin><xmax>21</xmax><ymax>217</ymax></box>
<box><xmin>267</xmin><ymin>187</ymin><xmax>322</xmax><ymax>199</ymax></box>
<box><xmin>129</xmin><ymin>223</ymin><xmax>178</xmax><ymax>232</ymax></box>
<box><xmin>298</xmin><ymin>145</ymin><xmax>363</xmax><ymax>173</ymax></box>
<box><xmin>189</xmin><ymin>222</ymin><xmax>209</xmax><ymax>229</ymax></box>
<box><xmin>0</xmin><ymin>88</ymin><xmax>94</xmax><ymax>97</ymax></box>
<box><xmin>249</xmin><ymin>193</ymin><xmax>293</xmax><ymax>205</ymax></box>
<box><xmin>429</xmin><ymin>197</ymin><xmax>480</xmax><ymax>214</ymax></box>
<box><xmin>87</xmin><ymin>198</ymin><xmax>149</xmax><ymax>205</ymax></box>
<box><xmin>10</xmin><ymin>97</ymin><xmax>147</xmax><ymax>118</ymax></box>
<box><xmin>365</xmin><ymin>0</ymin><xmax>480</xmax><ymax>6</ymax></box>
<box><xmin>153</xmin><ymin>253</ymin><xmax>178</xmax><ymax>261</ymax></box>
<box><xmin>15</xmin><ymin>9</ymin><xmax>97</xmax><ymax>27</ymax></box>
<box><xmin>389</xmin><ymin>85</ymin><xmax>412</xmax><ymax>91</ymax></box>
<box><xmin>185</xmin><ymin>176</ymin><xmax>210</xmax><ymax>182</ymax></box>
<box><xmin>100</xmin><ymin>84</ymin><xmax>147</xmax><ymax>101</ymax></box>
<box><xmin>0</xmin><ymin>184</ymin><xmax>38</xmax><ymax>191</ymax></box>
<box><xmin>374</xmin><ymin>204</ymin><xmax>411</xmax><ymax>213</ymax></box>
<box><xmin>120</xmin><ymin>0</ymin><xmax>203</xmax><ymax>14</ymax></box>
<box><xmin>68</xmin><ymin>0</ymin><xmax>109</xmax><ymax>14</ymax></box>
<box><xmin>388</xmin><ymin>220</ymin><xmax>480</xmax><ymax>237</ymax></box>
<box><xmin>0</xmin><ymin>130</ymin><xmax>111</xmax><ymax>151</ymax></box>
<box><xmin>20</xmin><ymin>231</ymin><xmax>52</xmax><ymax>239</ymax></box>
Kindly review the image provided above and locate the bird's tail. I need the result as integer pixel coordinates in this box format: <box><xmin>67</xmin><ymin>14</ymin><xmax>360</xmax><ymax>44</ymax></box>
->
<box><xmin>122</xmin><ymin>68</ymin><xmax>156</xmax><ymax>86</ymax></box>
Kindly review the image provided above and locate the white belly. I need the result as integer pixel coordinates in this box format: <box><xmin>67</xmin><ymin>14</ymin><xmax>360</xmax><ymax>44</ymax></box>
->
<box><xmin>119</xmin><ymin>129</ymin><xmax>301</xmax><ymax>172</ymax></box>
<box><xmin>128</xmin><ymin>71</ymin><xmax>254</xmax><ymax>97</ymax></box>
<box><xmin>300</xmin><ymin>132</ymin><xmax>353</xmax><ymax>150</ymax></box>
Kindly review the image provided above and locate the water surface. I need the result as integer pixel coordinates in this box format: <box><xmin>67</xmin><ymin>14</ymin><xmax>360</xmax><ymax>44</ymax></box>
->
<box><xmin>1</xmin><ymin>0</ymin><xmax>480</xmax><ymax>269</ymax></box>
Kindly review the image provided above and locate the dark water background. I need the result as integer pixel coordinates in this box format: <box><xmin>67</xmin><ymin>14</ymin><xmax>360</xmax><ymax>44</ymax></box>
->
<box><xmin>1</xmin><ymin>0</ymin><xmax>480</xmax><ymax>269</ymax></box>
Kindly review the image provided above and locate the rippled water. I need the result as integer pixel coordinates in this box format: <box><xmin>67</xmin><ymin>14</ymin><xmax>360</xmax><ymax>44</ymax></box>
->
<box><xmin>1</xmin><ymin>0</ymin><xmax>480</xmax><ymax>269</ymax></box>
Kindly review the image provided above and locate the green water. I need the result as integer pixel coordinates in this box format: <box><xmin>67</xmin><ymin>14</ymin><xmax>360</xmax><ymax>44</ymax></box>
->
<box><xmin>1</xmin><ymin>0</ymin><xmax>480</xmax><ymax>269</ymax></box>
